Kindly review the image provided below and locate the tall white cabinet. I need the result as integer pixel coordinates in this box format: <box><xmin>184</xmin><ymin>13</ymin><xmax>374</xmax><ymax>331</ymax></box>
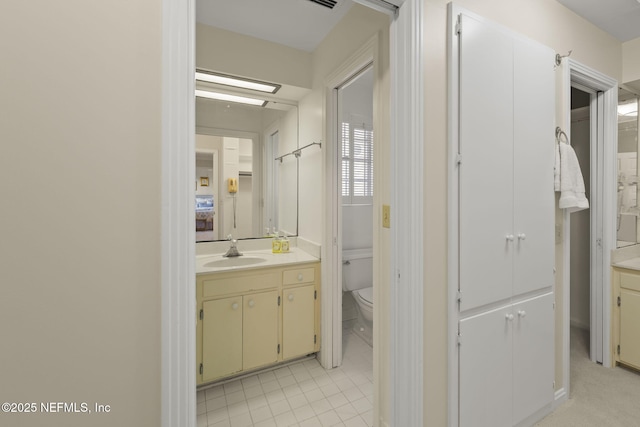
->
<box><xmin>452</xmin><ymin>9</ymin><xmax>556</xmax><ymax>427</ymax></box>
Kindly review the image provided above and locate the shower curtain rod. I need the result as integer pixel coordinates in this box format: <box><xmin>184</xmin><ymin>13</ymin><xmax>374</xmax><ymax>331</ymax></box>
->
<box><xmin>275</xmin><ymin>141</ymin><xmax>322</xmax><ymax>162</ymax></box>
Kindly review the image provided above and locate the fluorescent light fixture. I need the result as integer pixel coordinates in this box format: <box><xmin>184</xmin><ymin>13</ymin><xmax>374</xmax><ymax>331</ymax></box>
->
<box><xmin>195</xmin><ymin>69</ymin><xmax>280</xmax><ymax>94</ymax></box>
<box><xmin>618</xmin><ymin>102</ymin><xmax>638</xmax><ymax>117</ymax></box>
<box><xmin>195</xmin><ymin>89</ymin><xmax>267</xmax><ymax>107</ymax></box>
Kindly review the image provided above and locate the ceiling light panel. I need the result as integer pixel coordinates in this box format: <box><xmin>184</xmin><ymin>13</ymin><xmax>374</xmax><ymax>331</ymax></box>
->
<box><xmin>195</xmin><ymin>89</ymin><xmax>267</xmax><ymax>107</ymax></box>
<box><xmin>195</xmin><ymin>70</ymin><xmax>280</xmax><ymax>94</ymax></box>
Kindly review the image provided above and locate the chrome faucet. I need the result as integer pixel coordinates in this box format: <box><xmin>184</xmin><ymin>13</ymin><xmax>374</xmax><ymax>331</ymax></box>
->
<box><xmin>223</xmin><ymin>234</ymin><xmax>243</xmax><ymax>257</ymax></box>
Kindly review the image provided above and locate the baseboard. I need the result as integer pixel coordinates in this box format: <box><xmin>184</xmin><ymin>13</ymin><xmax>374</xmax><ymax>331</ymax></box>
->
<box><xmin>554</xmin><ymin>387</ymin><xmax>568</xmax><ymax>407</ymax></box>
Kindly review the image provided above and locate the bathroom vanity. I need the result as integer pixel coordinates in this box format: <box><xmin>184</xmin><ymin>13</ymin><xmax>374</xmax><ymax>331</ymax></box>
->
<box><xmin>611</xmin><ymin>260</ymin><xmax>640</xmax><ymax>371</ymax></box>
<box><xmin>196</xmin><ymin>251</ymin><xmax>320</xmax><ymax>385</ymax></box>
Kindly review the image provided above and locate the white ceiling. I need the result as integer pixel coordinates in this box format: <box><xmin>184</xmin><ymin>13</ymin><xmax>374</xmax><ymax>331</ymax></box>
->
<box><xmin>196</xmin><ymin>0</ymin><xmax>355</xmax><ymax>52</ymax></box>
<box><xmin>556</xmin><ymin>0</ymin><xmax>640</xmax><ymax>42</ymax></box>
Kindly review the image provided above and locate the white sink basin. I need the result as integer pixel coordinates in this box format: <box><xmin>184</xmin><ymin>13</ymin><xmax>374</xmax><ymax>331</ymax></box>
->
<box><xmin>203</xmin><ymin>256</ymin><xmax>266</xmax><ymax>268</ymax></box>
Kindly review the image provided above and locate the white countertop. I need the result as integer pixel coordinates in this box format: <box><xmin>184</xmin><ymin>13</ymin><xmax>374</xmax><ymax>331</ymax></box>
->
<box><xmin>196</xmin><ymin>248</ymin><xmax>319</xmax><ymax>274</ymax></box>
<box><xmin>612</xmin><ymin>257</ymin><xmax>640</xmax><ymax>271</ymax></box>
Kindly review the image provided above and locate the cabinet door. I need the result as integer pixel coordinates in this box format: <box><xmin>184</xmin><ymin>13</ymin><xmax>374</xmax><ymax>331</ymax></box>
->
<box><xmin>512</xmin><ymin>37</ymin><xmax>555</xmax><ymax>297</ymax></box>
<box><xmin>282</xmin><ymin>285</ymin><xmax>316</xmax><ymax>360</ymax></box>
<box><xmin>512</xmin><ymin>293</ymin><xmax>554</xmax><ymax>425</ymax></box>
<box><xmin>459</xmin><ymin>305</ymin><xmax>513</xmax><ymax>427</ymax></box>
<box><xmin>458</xmin><ymin>13</ymin><xmax>514</xmax><ymax>312</ymax></box>
<box><xmin>202</xmin><ymin>297</ymin><xmax>242</xmax><ymax>382</ymax></box>
<box><xmin>243</xmin><ymin>291</ymin><xmax>279</xmax><ymax>371</ymax></box>
<box><xmin>620</xmin><ymin>289</ymin><xmax>640</xmax><ymax>369</ymax></box>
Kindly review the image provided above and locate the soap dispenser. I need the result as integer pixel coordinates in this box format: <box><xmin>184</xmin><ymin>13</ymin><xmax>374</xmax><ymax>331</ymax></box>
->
<box><xmin>272</xmin><ymin>230</ymin><xmax>282</xmax><ymax>253</ymax></box>
<box><xmin>281</xmin><ymin>234</ymin><xmax>290</xmax><ymax>253</ymax></box>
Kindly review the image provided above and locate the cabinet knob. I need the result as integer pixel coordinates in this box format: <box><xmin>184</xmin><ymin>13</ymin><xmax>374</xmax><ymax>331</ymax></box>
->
<box><xmin>288</xmin><ymin>294</ymin><xmax>294</xmax><ymax>301</ymax></box>
<box><xmin>505</xmin><ymin>313</ymin><xmax>514</xmax><ymax>321</ymax></box>
<box><xmin>297</xmin><ymin>273</ymin><xmax>304</xmax><ymax>281</ymax></box>
<box><xmin>248</xmin><ymin>299</ymin><xmax>255</xmax><ymax>308</ymax></box>
<box><xmin>518</xmin><ymin>310</ymin><xmax>527</xmax><ymax>318</ymax></box>
<box><xmin>231</xmin><ymin>303</ymin><xmax>239</xmax><ymax>310</ymax></box>
<box><xmin>517</xmin><ymin>233</ymin><xmax>526</xmax><ymax>241</ymax></box>
<box><xmin>506</xmin><ymin>234</ymin><xmax>514</xmax><ymax>242</ymax></box>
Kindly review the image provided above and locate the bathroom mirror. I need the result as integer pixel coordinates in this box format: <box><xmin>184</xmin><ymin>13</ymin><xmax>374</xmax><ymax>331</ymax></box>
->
<box><xmin>195</xmin><ymin>96</ymin><xmax>299</xmax><ymax>242</ymax></box>
<box><xmin>617</xmin><ymin>88</ymin><xmax>640</xmax><ymax>248</ymax></box>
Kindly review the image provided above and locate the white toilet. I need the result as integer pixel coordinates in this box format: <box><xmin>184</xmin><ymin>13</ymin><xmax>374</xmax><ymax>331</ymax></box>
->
<box><xmin>342</xmin><ymin>248</ymin><xmax>373</xmax><ymax>345</ymax></box>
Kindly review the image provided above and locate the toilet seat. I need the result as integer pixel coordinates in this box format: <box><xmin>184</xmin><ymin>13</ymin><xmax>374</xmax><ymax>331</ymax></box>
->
<box><xmin>354</xmin><ymin>286</ymin><xmax>373</xmax><ymax>307</ymax></box>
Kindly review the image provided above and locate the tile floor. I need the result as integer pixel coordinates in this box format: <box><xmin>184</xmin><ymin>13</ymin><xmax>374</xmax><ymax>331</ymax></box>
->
<box><xmin>197</xmin><ymin>331</ymin><xmax>374</xmax><ymax>427</ymax></box>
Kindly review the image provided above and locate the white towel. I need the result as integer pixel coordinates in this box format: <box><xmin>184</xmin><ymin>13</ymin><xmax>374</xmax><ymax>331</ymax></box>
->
<box><xmin>554</xmin><ymin>142</ymin><xmax>589</xmax><ymax>212</ymax></box>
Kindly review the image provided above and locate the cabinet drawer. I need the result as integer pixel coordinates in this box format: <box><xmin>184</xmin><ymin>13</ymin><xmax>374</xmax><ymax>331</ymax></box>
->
<box><xmin>202</xmin><ymin>273</ymin><xmax>278</xmax><ymax>297</ymax></box>
<box><xmin>283</xmin><ymin>267</ymin><xmax>315</xmax><ymax>285</ymax></box>
<box><xmin>620</xmin><ymin>271</ymin><xmax>640</xmax><ymax>292</ymax></box>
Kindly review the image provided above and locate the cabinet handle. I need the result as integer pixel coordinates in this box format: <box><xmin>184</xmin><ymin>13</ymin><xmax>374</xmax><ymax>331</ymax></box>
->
<box><xmin>517</xmin><ymin>233</ymin><xmax>526</xmax><ymax>241</ymax></box>
<box><xmin>505</xmin><ymin>313</ymin><xmax>514</xmax><ymax>321</ymax></box>
<box><xmin>248</xmin><ymin>299</ymin><xmax>255</xmax><ymax>308</ymax></box>
<box><xmin>288</xmin><ymin>294</ymin><xmax>294</xmax><ymax>301</ymax></box>
<box><xmin>297</xmin><ymin>273</ymin><xmax>304</xmax><ymax>281</ymax></box>
<box><xmin>518</xmin><ymin>310</ymin><xmax>527</xmax><ymax>318</ymax></box>
<box><xmin>506</xmin><ymin>234</ymin><xmax>514</xmax><ymax>242</ymax></box>
<box><xmin>231</xmin><ymin>303</ymin><xmax>239</xmax><ymax>310</ymax></box>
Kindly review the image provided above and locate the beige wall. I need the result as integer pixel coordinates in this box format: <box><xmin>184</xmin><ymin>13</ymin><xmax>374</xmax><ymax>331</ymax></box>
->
<box><xmin>0</xmin><ymin>1</ymin><xmax>161</xmax><ymax>427</ymax></box>
<box><xmin>196</xmin><ymin>24</ymin><xmax>312</xmax><ymax>92</ymax></box>
<box><xmin>424</xmin><ymin>0</ymin><xmax>622</xmax><ymax>425</ymax></box>
<box><xmin>623</xmin><ymin>37</ymin><xmax>640</xmax><ymax>84</ymax></box>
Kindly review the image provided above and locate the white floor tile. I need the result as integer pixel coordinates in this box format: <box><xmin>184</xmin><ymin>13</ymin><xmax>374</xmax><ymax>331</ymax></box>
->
<box><xmin>250</xmin><ymin>405</ymin><xmax>273</xmax><ymax>424</ymax></box>
<box><xmin>269</xmin><ymin>399</ymin><xmax>291</xmax><ymax>416</ymax></box>
<box><xmin>343</xmin><ymin>415</ymin><xmax>367</xmax><ymax>427</ymax></box>
<box><xmin>350</xmin><ymin>397</ymin><xmax>371</xmax><ymax>415</ymax></box>
<box><xmin>229</xmin><ymin>412</ymin><xmax>253</xmax><ymax>427</ymax></box>
<box><xmin>309</xmin><ymin>398</ymin><xmax>332</xmax><ymax>416</ymax></box>
<box><xmin>206</xmin><ymin>385</ymin><xmax>225</xmax><ymax>400</ymax></box>
<box><xmin>196</xmin><ymin>332</ymin><xmax>373</xmax><ymax>427</ymax></box>
<box><xmin>210</xmin><ymin>419</ymin><xmax>231</xmax><ymax>427</ymax></box>
<box><xmin>207</xmin><ymin>407</ymin><xmax>229</xmax><ymax>424</ymax></box>
<box><xmin>207</xmin><ymin>396</ymin><xmax>227</xmax><ymax>412</ymax></box>
<box><xmin>327</xmin><ymin>393</ymin><xmax>349</xmax><ymax>410</ymax></box>
<box><xmin>293</xmin><ymin>404</ymin><xmax>316</xmax><ymax>422</ymax></box>
<box><xmin>334</xmin><ymin>403</ymin><xmax>358</xmax><ymax>422</ymax></box>
<box><xmin>273</xmin><ymin>410</ymin><xmax>298</xmax><ymax>427</ymax></box>
<box><xmin>226</xmin><ymin>390</ymin><xmax>247</xmax><ymax>405</ymax></box>
<box><xmin>254</xmin><ymin>419</ymin><xmax>277</xmax><ymax>427</ymax></box>
<box><xmin>227</xmin><ymin>401</ymin><xmax>250</xmax><ymax>418</ymax></box>
<box><xmin>247</xmin><ymin>395</ymin><xmax>269</xmax><ymax>411</ymax></box>
<box><xmin>265</xmin><ymin>389</ymin><xmax>286</xmax><ymax>404</ymax></box>
<box><xmin>298</xmin><ymin>416</ymin><xmax>323</xmax><ymax>427</ymax></box>
<box><xmin>317</xmin><ymin>410</ymin><xmax>341</xmax><ymax>427</ymax></box>
<box><xmin>287</xmin><ymin>393</ymin><xmax>309</xmax><ymax>410</ymax></box>
<box><xmin>304</xmin><ymin>388</ymin><xmax>325</xmax><ymax>404</ymax></box>
<box><xmin>224</xmin><ymin>380</ymin><xmax>244</xmax><ymax>394</ymax></box>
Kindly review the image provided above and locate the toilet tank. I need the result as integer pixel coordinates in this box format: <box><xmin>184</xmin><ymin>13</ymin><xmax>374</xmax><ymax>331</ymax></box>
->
<box><xmin>342</xmin><ymin>248</ymin><xmax>373</xmax><ymax>292</ymax></box>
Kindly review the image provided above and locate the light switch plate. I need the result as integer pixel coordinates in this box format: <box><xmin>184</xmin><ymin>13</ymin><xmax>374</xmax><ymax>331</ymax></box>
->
<box><xmin>382</xmin><ymin>204</ymin><xmax>391</xmax><ymax>228</ymax></box>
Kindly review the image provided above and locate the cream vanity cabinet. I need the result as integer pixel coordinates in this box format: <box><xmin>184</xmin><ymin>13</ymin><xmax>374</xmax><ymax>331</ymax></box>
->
<box><xmin>612</xmin><ymin>267</ymin><xmax>640</xmax><ymax>370</ymax></box>
<box><xmin>454</xmin><ymin>10</ymin><xmax>555</xmax><ymax>427</ymax></box>
<box><xmin>196</xmin><ymin>262</ymin><xmax>320</xmax><ymax>385</ymax></box>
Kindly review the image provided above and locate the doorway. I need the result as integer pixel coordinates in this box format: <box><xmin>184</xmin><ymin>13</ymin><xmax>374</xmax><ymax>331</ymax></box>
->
<box><xmin>160</xmin><ymin>0</ymin><xmax>426</xmax><ymax>425</ymax></box>
<box><xmin>337</xmin><ymin>65</ymin><xmax>375</xmax><ymax>351</ymax></box>
<box><xmin>560</xmin><ymin>59</ymin><xmax>618</xmax><ymax>400</ymax></box>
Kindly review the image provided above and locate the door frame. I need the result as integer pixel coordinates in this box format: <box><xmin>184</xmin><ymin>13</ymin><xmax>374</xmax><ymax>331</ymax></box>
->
<box><xmin>321</xmin><ymin>37</ymin><xmax>376</xmax><ymax>371</ymax></box>
<box><xmin>160</xmin><ymin>0</ymin><xmax>425</xmax><ymax>426</ymax></box>
<box><xmin>559</xmin><ymin>60</ymin><xmax>617</xmax><ymax>400</ymax></box>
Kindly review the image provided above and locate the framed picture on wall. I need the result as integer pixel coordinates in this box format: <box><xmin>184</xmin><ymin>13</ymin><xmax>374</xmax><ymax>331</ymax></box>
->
<box><xmin>200</xmin><ymin>177</ymin><xmax>209</xmax><ymax>187</ymax></box>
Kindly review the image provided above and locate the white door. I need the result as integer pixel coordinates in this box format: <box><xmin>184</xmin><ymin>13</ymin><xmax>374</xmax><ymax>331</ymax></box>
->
<box><xmin>459</xmin><ymin>304</ymin><xmax>513</xmax><ymax>427</ymax></box>
<box><xmin>458</xmin><ymin>14</ymin><xmax>514</xmax><ymax>312</ymax></box>
<box><xmin>512</xmin><ymin>37</ymin><xmax>556</xmax><ymax>297</ymax></box>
